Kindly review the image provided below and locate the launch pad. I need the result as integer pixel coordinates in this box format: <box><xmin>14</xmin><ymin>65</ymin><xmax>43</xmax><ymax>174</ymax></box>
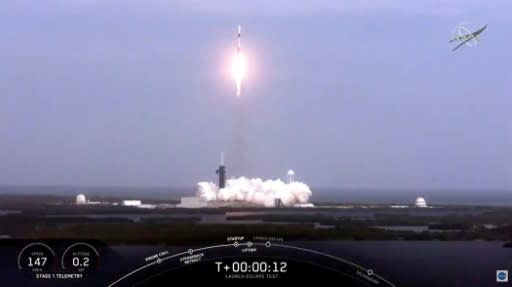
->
<box><xmin>178</xmin><ymin>153</ymin><xmax>315</xmax><ymax>208</ymax></box>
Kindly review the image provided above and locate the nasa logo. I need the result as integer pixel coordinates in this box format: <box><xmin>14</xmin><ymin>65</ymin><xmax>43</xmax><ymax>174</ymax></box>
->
<box><xmin>496</xmin><ymin>270</ymin><xmax>508</xmax><ymax>283</ymax></box>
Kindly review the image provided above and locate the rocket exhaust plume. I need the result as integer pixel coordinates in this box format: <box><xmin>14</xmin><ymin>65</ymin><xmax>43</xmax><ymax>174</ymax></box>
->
<box><xmin>231</xmin><ymin>25</ymin><xmax>245</xmax><ymax>97</ymax></box>
<box><xmin>231</xmin><ymin>25</ymin><xmax>249</xmax><ymax>175</ymax></box>
<box><xmin>197</xmin><ymin>177</ymin><xmax>312</xmax><ymax>207</ymax></box>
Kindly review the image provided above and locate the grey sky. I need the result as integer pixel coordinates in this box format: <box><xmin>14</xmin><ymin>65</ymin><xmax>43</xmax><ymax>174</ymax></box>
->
<box><xmin>1</xmin><ymin>1</ymin><xmax>511</xmax><ymax>190</ymax></box>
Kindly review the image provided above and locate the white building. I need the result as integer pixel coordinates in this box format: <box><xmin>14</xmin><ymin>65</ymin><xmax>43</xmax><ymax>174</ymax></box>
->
<box><xmin>76</xmin><ymin>194</ymin><xmax>87</xmax><ymax>205</ymax></box>
<box><xmin>177</xmin><ymin>197</ymin><xmax>208</xmax><ymax>208</ymax></box>
<box><xmin>415</xmin><ymin>197</ymin><xmax>428</xmax><ymax>208</ymax></box>
<box><xmin>121</xmin><ymin>200</ymin><xmax>142</xmax><ymax>207</ymax></box>
<box><xmin>390</xmin><ymin>205</ymin><xmax>409</xmax><ymax>209</ymax></box>
<box><xmin>293</xmin><ymin>203</ymin><xmax>315</xmax><ymax>208</ymax></box>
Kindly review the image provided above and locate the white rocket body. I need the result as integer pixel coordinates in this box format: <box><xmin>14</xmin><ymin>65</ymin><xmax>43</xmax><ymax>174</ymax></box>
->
<box><xmin>237</xmin><ymin>25</ymin><xmax>241</xmax><ymax>53</ymax></box>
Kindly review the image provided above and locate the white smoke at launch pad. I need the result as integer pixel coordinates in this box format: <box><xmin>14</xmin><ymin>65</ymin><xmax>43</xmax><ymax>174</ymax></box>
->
<box><xmin>197</xmin><ymin>177</ymin><xmax>312</xmax><ymax>207</ymax></box>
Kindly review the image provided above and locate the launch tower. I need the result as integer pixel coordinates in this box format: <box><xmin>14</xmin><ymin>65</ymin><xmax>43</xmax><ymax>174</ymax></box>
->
<box><xmin>216</xmin><ymin>152</ymin><xmax>226</xmax><ymax>188</ymax></box>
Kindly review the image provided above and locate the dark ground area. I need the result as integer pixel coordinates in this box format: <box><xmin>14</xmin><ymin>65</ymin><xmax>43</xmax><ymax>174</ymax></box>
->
<box><xmin>1</xmin><ymin>194</ymin><xmax>511</xmax><ymax>245</ymax></box>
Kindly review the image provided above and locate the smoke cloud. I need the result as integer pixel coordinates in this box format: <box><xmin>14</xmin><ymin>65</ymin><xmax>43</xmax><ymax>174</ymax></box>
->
<box><xmin>197</xmin><ymin>177</ymin><xmax>312</xmax><ymax>207</ymax></box>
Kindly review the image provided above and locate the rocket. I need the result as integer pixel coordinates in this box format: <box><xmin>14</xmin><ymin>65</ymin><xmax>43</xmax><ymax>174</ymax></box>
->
<box><xmin>237</xmin><ymin>25</ymin><xmax>241</xmax><ymax>53</ymax></box>
<box><xmin>233</xmin><ymin>25</ymin><xmax>244</xmax><ymax>97</ymax></box>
